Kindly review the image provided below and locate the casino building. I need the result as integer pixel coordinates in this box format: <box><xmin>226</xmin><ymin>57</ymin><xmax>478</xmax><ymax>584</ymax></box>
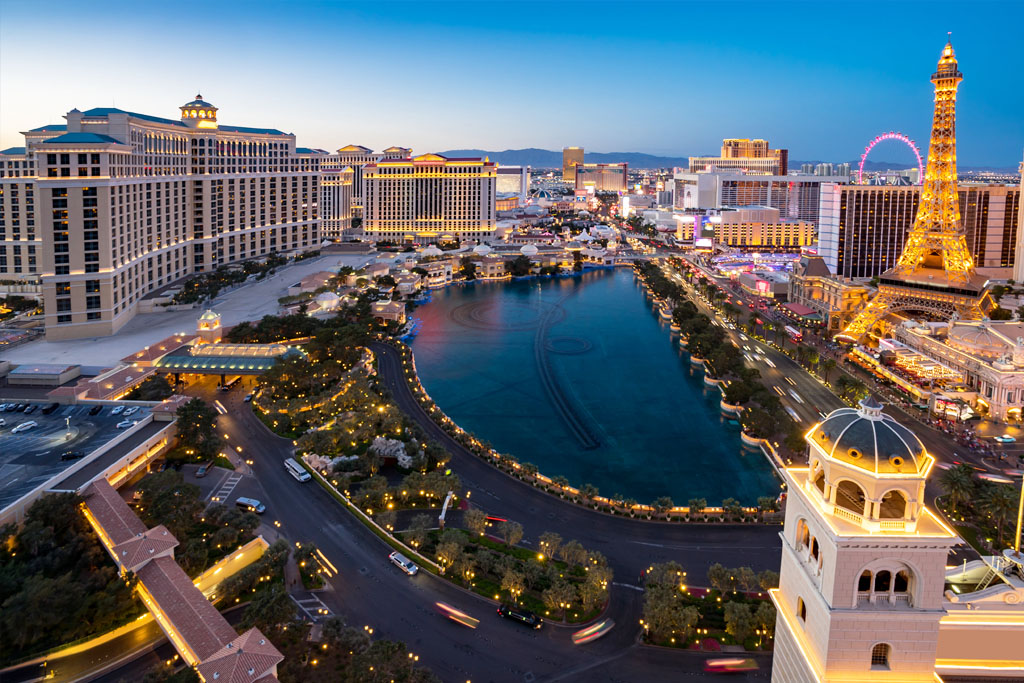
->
<box><xmin>1</xmin><ymin>95</ymin><xmax>323</xmax><ymax>340</ymax></box>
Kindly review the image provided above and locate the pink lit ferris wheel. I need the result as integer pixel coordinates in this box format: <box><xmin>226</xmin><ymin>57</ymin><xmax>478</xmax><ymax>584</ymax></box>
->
<box><xmin>857</xmin><ymin>132</ymin><xmax>924</xmax><ymax>184</ymax></box>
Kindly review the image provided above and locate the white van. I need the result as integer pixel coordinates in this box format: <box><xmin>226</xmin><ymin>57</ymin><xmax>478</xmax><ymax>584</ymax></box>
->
<box><xmin>389</xmin><ymin>551</ymin><xmax>419</xmax><ymax>576</ymax></box>
<box><xmin>284</xmin><ymin>458</ymin><xmax>311</xmax><ymax>482</ymax></box>
<box><xmin>12</xmin><ymin>421</ymin><xmax>38</xmax><ymax>433</ymax></box>
<box><xmin>235</xmin><ymin>497</ymin><xmax>266</xmax><ymax>514</ymax></box>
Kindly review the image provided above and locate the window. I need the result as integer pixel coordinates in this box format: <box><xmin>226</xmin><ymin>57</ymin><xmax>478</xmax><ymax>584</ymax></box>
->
<box><xmin>87</xmin><ymin>311</ymin><xmax>101</xmax><ymax>320</ymax></box>
<box><xmin>57</xmin><ymin>314</ymin><xmax>72</xmax><ymax>324</ymax></box>
<box><xmin>874</xmin><ymin>570</ymin><xmax>891</xmax><ymax>592</ymax></box>
<box><xmin>871</xmin><ymin>643</ymin><xmax>891</xmax><ymax>670</ymax></box>
<box><xmin>858</xmin><ymin>570</ymin><xmax>872</xmax><ymax>592</ymax></box>
<box><xmin>797</xmin><ymin>597</ymin><xmax>806</xmax><ymax>621</ymax></box>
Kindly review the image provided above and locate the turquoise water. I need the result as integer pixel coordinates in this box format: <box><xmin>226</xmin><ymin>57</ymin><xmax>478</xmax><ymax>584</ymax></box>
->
<box><xmin>410</xmin><ymin>268</ymin><xmax>779</xmax><ymax>504</ymax></box>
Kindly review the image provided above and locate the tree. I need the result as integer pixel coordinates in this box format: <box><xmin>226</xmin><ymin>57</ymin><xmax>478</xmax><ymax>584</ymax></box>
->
<box><xmin>558</xmin><ymin>540</ymin><xmax>587</xmax><ymax>567</ymax></box>
<box><xmin>542</xmin><ymin>579</ymin><xmax>576</xmax><ymax>619</ymax></box>
<box><xmin>941</xmin><ymin>463</ymin><xmax>976</xmax><ymax>514</ymax></box>
<box><xmin>820</xmin><ymin>357</ymin><xmax>837</xmax><ymax>383</ymax></box>
<box><xmin>406</xmin><ymin>513</ymin><xmax>432</xmax><ymax>548</ymax></box>
<box><xmin>376</xmin><ymin>509</ymin><xmax>397</xmax><ymax>532</ymax></box>
<box><xmin>500</xmin><ymin>567</ymin><xmax>525</xmax><ymax>603</ymax></box>
<box><xmin>724</xmin><ymin>602</ymin><xmax>756</xmax><ymax>644</ymax></box>
<box><xmin>979</xmin><ymin>483</ymin><xmax>1018</xmax><ymax>545</ymax></box>
<box><xmin>642</xmin><ymin>581</ymin><xmax>700</xmax><ymax>643</ymax></box>
<box><xmin>463</xmin><ymin>508</ymin><xmax>488</xmax><ymax>537</ymax></box>
<box><xmin>435</xmin><ymin>531</ymin><xmax>464</xmax><ymax>572</ymax></box>
<box><xmin>240</xmin><ymin>584</ymin><xmax>296</xmax><ymax>632</ymax></box>
<box><xmin>758</xmin><ymin>569</ymin><xmax>780</xmax><ymax>591</ymax></box>
<box><xmin>507</xmin><ymin>255</ymin><xmax>533</xmax><ymax>277</ymax></box>
<box><xmin>721</xmin><ymin>497</ymin><xmax>744</xmax><ymax>519</ymax></box>
<box><xmin>136</xmin><ymin>470</ymin><xmax>204</xmax><ymax>540</ymax></box>
<box><xmin>735</xmin><ymin>566</ymin><xmax>759</xmax><ymax>592</ymax></box>
<box><xmin>498</xmin><ymin>520</ymin><xmax>523</xmax><ymax>547</ymax></box>
<box><xmin>653</xmin><ymin>496</ymin><xmax>674</xmax><ymax>519</ymax></box>
<box><xmin>757</xmin><ymin>496</ymin><xmax>778</xmax><ymax>515</ymax></box>
<box><xmin>580</xmin><ymin>483</ymin><xmax>599</xmax><ymax>502</ymax></box>
<box><xmin>538</xmin><ymin>531</ymin><xmax>562</xmax><ymax>560</ymax></box>
<box><xmin>755</xmin><ymin>600</ymin><xmax>777</xmax><ymax>638</ymax></box>
<box><xmin>175</xmin><ymin>398</ymin><xmax>221</xmax><ymax>460</ymax></box>
<box><xmin>126</xmin><ymin>375</ymin><xmax>173</xmax><ymax>401</ymax></box>
<box><xmin>707</xmin><ymin>563</ymin><xmax>735</xmax><ymax>593</ymax></box>
<box><xmin>645</xmin><ymin>561</ymin><xmax>687</xmax><ymax>590</ymax></box>
<box><xmin>460</xmin><ymin>256</ymin><xmax>477</xmax><ymax>280</ymax></box>
<box><xmin>688</xmin><ymin>498</ymin><xmax>707</xmax><ymax>517</ymax></box>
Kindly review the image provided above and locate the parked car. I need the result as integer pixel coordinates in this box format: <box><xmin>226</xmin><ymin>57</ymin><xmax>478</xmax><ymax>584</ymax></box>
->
<box><xmin>0</xmin><ymin>404</ymin><xmax>8</xmax><ymax>411</ymax></box>
<box><xmin>41</xmin><ymin>402</ymin><xmax>61</xmax><ymax>415</ymax></box>
<box><xmin>15</xmin><ymin>404</ymin><xmax>27</xmax><ymax>412</ymax></box>
<box><xmin>60</xmin><ymin>450</ymin><xmax>86</xmax><ymax>461</ymax></box>
<box><xmin>496</xmin><ymin>605</ymin><xmax>543</xmax><ymax>629</ymax></box>
<box><xmin>110</xmin><ymin>405</ymin><xmax>125</xmax><ymax>415</ymax></box>
<box><xmin>4</xmin><ymin>403</ymin><xmax>18</xmax><ymax>412</ymax></box>
<box><xmin>88</xmin><ymin>405</ymin><xmax>103</xmax><ymax>416</ymax></box>
<box><xmin>116</xmin><ymin>419</ymin><xmax>135</xmax><ymax>429</ymax></box>
<box><xmin>123</xmin><ymin>406</ymin><xmax>139</xmax><ymax>416</ymax></box>
<box><xmin>11</xmin><ymin>421</ymin><xmax>38</xmax><ymax>433</ymax></box>
<box><xmin>0</xmin><ymin>417</ymin><xmax>6</xmax><ymax>427</ymax></box>
<box><xmin>23</xmin><ymin>404</ymin><xmax>38</xmax><ymax>414</ymax></box>
<box><xmin>196</xmin><ymin>462</ymin><xmax>212</xmax><ymax>478</ymax></box>
<box><xmin>243</xmin><ymin>393</ymin><xmax>254</xmax><ymax>403</ymax></box>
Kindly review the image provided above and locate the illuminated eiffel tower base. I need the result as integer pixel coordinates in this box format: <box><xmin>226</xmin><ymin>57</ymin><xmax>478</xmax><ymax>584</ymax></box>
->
<box><xmin>838</xmin><ymin>38</ymin><xmax>993</xmax><ymax>343</ymax></box>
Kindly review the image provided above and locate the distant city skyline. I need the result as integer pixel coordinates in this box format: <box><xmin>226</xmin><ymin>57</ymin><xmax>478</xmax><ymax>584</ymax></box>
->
<box><xmin>1</xmin><ymin>0</ymin><xmax>1022</xmax><ymax>166</ymax></box>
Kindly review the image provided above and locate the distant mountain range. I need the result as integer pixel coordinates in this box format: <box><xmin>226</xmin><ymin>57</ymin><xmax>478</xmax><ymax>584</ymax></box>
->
<box><xmin>439</xmin><ymin>148</ymin><xmax>1017</xmax><ymax>173</ymax></box>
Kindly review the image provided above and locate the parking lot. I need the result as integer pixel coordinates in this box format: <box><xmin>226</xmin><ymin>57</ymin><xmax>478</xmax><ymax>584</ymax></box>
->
<box><xmin>0</xmin><ymin>401</ymin><xmax>152</xmax><ymax>511</ymax></box>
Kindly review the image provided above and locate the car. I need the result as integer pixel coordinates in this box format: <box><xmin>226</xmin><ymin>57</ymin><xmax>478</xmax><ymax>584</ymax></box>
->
<box><xmin>110</xmin><ymin>405</ymin><xmax>125</xmax><ymax>415</ymax></box>
<box><xmin>235</xmin><ymin>497</ymin><xmax>266</xmax><ymax>514</ymax></box>
<box><xmin>0</xmin><ymin>403</ymin><xmax>8</xmax><ymax>411</ymax></box>
<box><xmin>994</xmin><ymin>435</ymin><xmax>1017</xmax><ymax>444</ymax></box>
<box><xmin>23</xmin><ymin>404</ymin><xmax>37</xmax><ymax>414</ymax></box>
<box><xmin>243</xmin><ymin>393</ymin><xmax>254</xmax><ymax>403</ymax></box>
<box><xmin>123</xmin><ymin>406</ymin><xmax>139</xmax><ymax>416</ymax></box>
<box><xmin>11</xmin><ymin>421</ymin><xmax>38</xmax><ymax>433</ymax></box>
<box><xmin>496</xmin><ymin>605</ymin><xmax>543</xmax><ymax>629</ymax></box>
<box><xmin>0</xmin><ymin>417</ymin><xmax>5</xmax><ymax>427</ymax></box>
<box><xmin>41</xmin><ymin>402</ymin><xmax>60</xmax><ymax>415</ymax></box>
<box><xmin>196</xmin><ymin>462</ymin><xmax>212</xmax><ymax>478</ymax></box>
<box><xmin>15</xmin><ymin>404</ymin><xmax>27</xmax><ymax>412</ymax></box>
<box><xmin>4</xmin><ymin>403</ymin><xmax>16</xmax><ymax>412</ymax></box>
<box><xmin>388</xmin><ymin>551</ymin><xmax>419</xmax><ymax>576</ymax></box>
<box><xmin>60</xmin><ymin>450</ymin><xmax>86</xmax><ymax>461</ymax></box>
<box><xmin>116</xmin><ymin>419</ymin><xmax>136</xmax><ymax>429</ymax></box>
<box><xmin>88</xmin><ymin>405</ymin><xmax>103</xmax><ymax>416</ymax></box>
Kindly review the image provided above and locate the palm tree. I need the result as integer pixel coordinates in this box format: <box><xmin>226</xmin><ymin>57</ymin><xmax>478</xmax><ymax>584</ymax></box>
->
<box><xmin>940</xmin><ymin>464</ymin><xmax>976</xmax><ymax>515</ymax></box>
<box><xmin>820</xmin><ymin>357</ymin><xmax>836</xmax><ymax>383</ymax></box>
<box><xmin>979</xmin><ymin>483</ymin><xmax>1018</xmax><ymax>546</ymax></box>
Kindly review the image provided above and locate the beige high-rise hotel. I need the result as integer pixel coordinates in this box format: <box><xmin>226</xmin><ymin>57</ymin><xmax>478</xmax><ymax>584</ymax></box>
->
<box><xmin>0</xmin><ymin>95</ymin><xmax>323</xmax><ymax>340</ymax></box>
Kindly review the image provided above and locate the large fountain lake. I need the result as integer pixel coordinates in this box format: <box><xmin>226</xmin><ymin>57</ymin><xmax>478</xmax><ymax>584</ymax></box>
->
<box><xmin>410</xmin><ymin>267</ymin><xmax>779</xmax><ymax>504</ymax></box>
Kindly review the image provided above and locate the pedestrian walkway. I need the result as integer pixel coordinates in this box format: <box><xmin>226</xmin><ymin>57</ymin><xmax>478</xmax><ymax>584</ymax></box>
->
<box><xmin>290</xmin><ymin>592</ymin><xmax>333</xmax><ymax>622</ymax></box>
<box><xmin>211</xmin><ymin>472</ymin><xmax>243</xmax><ymax>504</ymax></box>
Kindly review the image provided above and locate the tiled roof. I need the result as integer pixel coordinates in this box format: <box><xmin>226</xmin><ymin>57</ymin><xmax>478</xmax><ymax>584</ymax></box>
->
<box><xmin>120</xmin><ymin>334</ymin><xmax>197</xmax><ymax>364</ymax></box>
<box><xmin>80</xmin><ymin>107</ymin><xmax>185</xmax><ymax>127</ymax></box>
<box><xmin>1</xmin><ymin>146</ymin><xmax>27</xmax><ymax>155</ymax></box>
<box><xmin>111</xmin><ymin>524</ymin><xmax>179</xmax><ymax>572</ymax></box>
<box><xmin>83</xmin><ymin>480</ymin><xmax>147</xmax><ymax>543</ymax></box>
<box><xmin>136</xmin><ymin>555</ymin><xmax>239</xmax><ymax>661</ymax></box>
<box><xmin>39</xmin><ymin>132</ymin><xmax>124</xmax><ymax>145</ymax></box>
<box><xmin>196</xmin><ymin>628</ymin><xmax>284</xmax><ymax>683</ymax></box>
<box><xmin>295</xmin><ymin>147</ymin><xmax>327</xmax><ymax>155</ymax></box>
<box><xmin>29</xmin><ymin>124</ymin><xmax>67</xmax><ymax>132</ymax></box>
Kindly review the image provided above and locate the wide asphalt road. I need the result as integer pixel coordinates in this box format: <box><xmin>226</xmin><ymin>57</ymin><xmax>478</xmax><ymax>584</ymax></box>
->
<box><xmin>101</xmin><ymin>367</ymin><xmax>777</xmax><ymax>682</ymax></box>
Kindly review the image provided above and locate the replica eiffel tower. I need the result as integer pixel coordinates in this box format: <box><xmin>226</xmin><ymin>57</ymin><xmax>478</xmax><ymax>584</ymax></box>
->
<box><xmin>838</xmin><ymin>37</ymin><xmax>994</xmax><ymax>343</ymax></box>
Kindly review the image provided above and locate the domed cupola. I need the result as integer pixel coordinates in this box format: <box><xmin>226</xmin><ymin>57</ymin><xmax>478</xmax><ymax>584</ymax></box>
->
<box><xmin>805</xmin><ymin>396</ymin><xmax>933</xmax><ymax>532</ymax></box>
<box><xmin>180</xmin><ymin>93</ymin><xmax>218</xmax><ymax>129</ymax></box>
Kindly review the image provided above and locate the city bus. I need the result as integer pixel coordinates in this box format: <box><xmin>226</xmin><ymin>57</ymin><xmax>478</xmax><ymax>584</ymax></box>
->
<box><xmin>219</xmin><ymin>375</ymin><xmax>243</xmax><ymax>391</ymax></box>
<box><xmin>784</xmin><ymin>325</ymin><xmax>803</xmax><ymax>342</ymax></box>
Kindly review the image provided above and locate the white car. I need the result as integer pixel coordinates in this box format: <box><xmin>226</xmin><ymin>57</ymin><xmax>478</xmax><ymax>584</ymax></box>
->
<box><xmin>123</xmin><ymin>406</ymin><xmax>139</xmax><ymax>416</ymax></box>
<box><xmin>0</xmin><ymin>417</ymin><xmax>5</xmax><ymax>427</ymax></box>
<box><xmin>12</xmin><ymin>421</ymin><xmax>38</xmax><ymax>433</ymax></box>
<box><xmin>111</xmin><ymin>405</ymin><xmax>125</xmax><ymax>415</ymax></box>
<box><xmin>116</xmin><ymin>419</ymin><xmax>136</xmax><ymax>429</ymax></box>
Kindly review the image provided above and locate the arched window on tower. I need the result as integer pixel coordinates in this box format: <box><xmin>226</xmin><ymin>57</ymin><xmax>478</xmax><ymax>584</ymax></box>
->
<box><xmin>871</xmin><ymin>643</ymin><xmax>891</xmax><ymax>670</ymax></box>
<box><xmin>874</xmin><ymin>570</ymin><xmax>892</xmax><ymax>592</ymax></box>
<box><xmin>797</xmin><ymin>597</ymin><xmax>806</xmax><ymax>621</ymax></box>
<box><xmin>894</xmin><ymin>570</ymin><xmax>909</xmax><ymax>593</ymax></box>
<box><xmin>813</xmin><ymin>469</ymin><xmax>826</xmax><ymax>496</ymax></box>
<box><xmin>858</xmin><ymin>570</ymin><xmax>872</xmax><ymax>592</ymax></box>
<box><xmin>835</xmin><ymin>480</ymin><xmax>867</xmax><ymax>515</ymax></box>
<box><xmin>880</xmin><ymin>490</ymin><xmax>907</xmax><ymax>519</ymax></box>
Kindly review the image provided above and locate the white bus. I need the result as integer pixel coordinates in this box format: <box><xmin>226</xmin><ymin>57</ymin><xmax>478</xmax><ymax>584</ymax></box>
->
<box><xmin>284</xmin><ymin>457</ymin><xmax>311</xmax><ymax>482</ymax></box>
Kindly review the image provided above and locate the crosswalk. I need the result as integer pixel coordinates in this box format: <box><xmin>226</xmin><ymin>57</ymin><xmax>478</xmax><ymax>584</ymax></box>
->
<box><xmin>291</xmin><ymin>592</ymin><xmax>333</xmax><ymax>621</ymax></box>
<box><xmin>210</xmin><ymin>473</ymin><xmax>243</xmax><ymax>503</ymax></box>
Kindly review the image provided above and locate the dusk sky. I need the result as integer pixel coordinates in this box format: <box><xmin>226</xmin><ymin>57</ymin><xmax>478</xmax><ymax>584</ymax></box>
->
<box><xmin>1</xmin><ymin>0</ymin><xmax>1021</xmax><ymax>167</ymax></box>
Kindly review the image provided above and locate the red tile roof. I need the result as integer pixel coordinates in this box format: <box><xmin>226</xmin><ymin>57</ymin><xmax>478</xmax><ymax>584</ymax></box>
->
<box><xmin>136</xmin><ymin>555</ymin><xmax>240</xmax><ymax>661</ymax></box>
<box><xmin>196</xmin><ymin>628</ymin><xmax>284</xmax><ymax>683</ymax></box>
<box><xmin>121</xmin><ymin>334</ymin><xmax>197</xmax><ymax>365</ymax></box>
<box><xmin>83</xmin><ymin>480</ymin><xmax>147</xmax><ymax>544</ymax></box>
<box><xmin>111</xmin><ymin>525</ymin><xmax>179</xmax><ymax>572</ymax></box>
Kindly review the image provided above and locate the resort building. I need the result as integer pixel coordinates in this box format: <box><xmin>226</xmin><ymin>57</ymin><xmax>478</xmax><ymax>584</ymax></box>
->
<box><xmin>689</xmin><ymin>138</ymin><xmax>788</xmax><ymax>175</ymax></box>
<box><xmin>575</xmin><ymin>163</ymin><xmax>627</xmax><ymax>193</ymax></box>
<box><xmin>788</xmin><ymin>255</ymin><xmax>872</xmax><ymax>333</ymax></box>
<box><xmin>772</xmin><ymin>396</ymin><xmax>1024</xmax><ymax>682</ymax></box>
<box><xmin>817</xmin><ymin>183</ymin><xmax>1021</xmax><ymax>280</ymax></box>
<box><xmin>320</xmin><ymin>156</ymin><xmax>354</xmax><ymax>239</ymax></box>
<box><xmin>673</xmin><ymin>170</ymin><xmax>846</xmax><ymax>227</ymax></box>
<box><xmin>362</xmin><ymin>153</ymin><xmax>497</xmax><ymax>243</ymax></box>
<box><xmin>496</xmin><ymin>165</ymin><xmax>530</xmax><ymax>201</ymax></box>
<box><xmin>713</xmin><ymin>206</ymin><xmax>815</xmax><ymax>252</ymax></box>
<box><xmin>562</xmin><ymin>146</ymin><xmax>584</xmax><ymax>184</ymax></box>
<box><xmin>3</xmin><ymin>95</ymin><xmax>324</xmax><ymax>340</ymax></box>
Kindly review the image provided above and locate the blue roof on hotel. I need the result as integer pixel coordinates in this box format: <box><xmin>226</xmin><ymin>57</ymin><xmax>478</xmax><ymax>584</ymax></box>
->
<box><xmin>40</xmin><ymin>132</ymin><xmax>124</xmax><ymax>145</ymax></box>
<box><xmin>219</xmin><ymin>124</ymin><xmax>287</xmax><ymax>136</ymax></box>
<box><xmin>81</xmin><ymin>107</ymin><xmax>186</xmax><ymax>127</ymax></box>
<box><xmin>1</xmin><ymin>147</ymin><xmax>26</xmax><ymax>155</ymax></box>
<box><xmin>295</xmin><ymin>147</ymin><xmax>326</xmax><ymax>154</ymax></box>
<box><xmin>29</xmin><ymin>124</ymin><xmax>67</xmax><ymax>132</ymax></box>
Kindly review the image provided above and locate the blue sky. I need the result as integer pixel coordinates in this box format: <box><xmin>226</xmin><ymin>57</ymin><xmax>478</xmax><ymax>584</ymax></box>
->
<box><xmin>1</xmin><ymin>0</ymin><xmax>1021</xmax><ymax>166</ymax></box>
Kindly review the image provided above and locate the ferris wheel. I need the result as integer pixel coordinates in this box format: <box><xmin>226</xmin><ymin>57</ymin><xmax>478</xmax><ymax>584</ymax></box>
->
<box><xmin>857</xmin><ymin>132</ymin><xmax>924</xmax><ymax>184</ymax></box>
